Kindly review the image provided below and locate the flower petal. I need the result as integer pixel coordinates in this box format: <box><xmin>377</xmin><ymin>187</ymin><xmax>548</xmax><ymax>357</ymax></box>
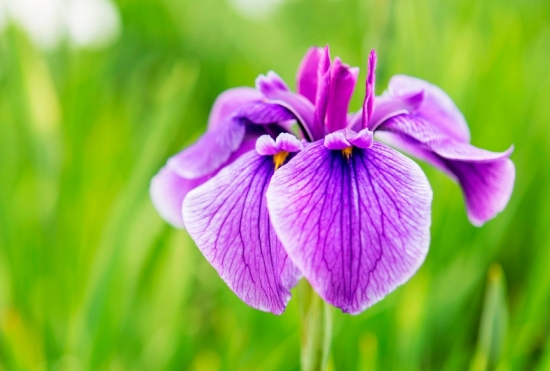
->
<box><xmin>208</xmin><ymin>87</ymin><xmax>264</xmax><ymax>130</ymax></box>
<box><xmin>385</xmin><ymin>75</ymin><xmax>470</xmax><ymax>142</ymax></box>
<box><xmin>361</xmin><ymin>49</ymin><xmax>377</xmax><ymax>127</ymax></box>
<box><xmin>267</xmin><ymin>141</ymin><xmax>432</xmax><ymax>314</ymax></box>
<box><xmin>183</xmin><ymin>151</ymin><xmax>301</xmax><ymax>314</ymax></box>
<box><xmin>312</xmin><ymin>46</ymin><xmax>332</xmax><ymax>140</ymax></box>
<box><xmin>260</xmin><ymin>89</ymin><xmax>316</xmax><ymax>141</ymax></box>
<box><xmin>326</xmin><ymin>58</ymin><xmax>359</xmax><ymax>133</ymax></box>
<box><xmin>297</xmin><ymin>47</ymin><xmax>324</xmax><ymax>104</ymax></box>
<box><xmin>150</xmin><ymin>165</ymin><xmax>212</xmax><ymax>229</ymax></box>
<box><xmin>168</xmin><ymin>118</ymin><xmax>246</xmax><ymax>179</ymax></box>
<box><xmin>256</xmin><ymin>71</ymin><xmax>290</xmax><ymax>97</ymax></box>
<box><xmin>378</xmin><ymin>115</ymin><xmax>515</xmax><ymax>225</ymax></box>
<box><xmin>169</xmin><ymin>102</ymin><xmax>295</xmax><ymax>179</ymax></box>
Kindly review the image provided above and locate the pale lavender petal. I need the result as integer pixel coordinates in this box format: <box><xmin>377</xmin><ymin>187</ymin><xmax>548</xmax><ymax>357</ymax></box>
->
<box><xmin>324</xmin><ymin>130</ymin><xmax>351</xmax><ymax>150</ymax></box>
<box><xmin>276</xmin><ymin>133</ymin><xmax>303</xmax><ymax>152</ymax></box>
<box><xmin>256</xmin><ymin>71</ymin><xmax>290</xmax><ymax>96</ymax></box>
<box><xmin>255</xmin><ymin>135</ymin><xmax>279</xmax><ymax>155</ymax></box>
<box><xmin>326</xmin><ymin>58</ymin><xmax>359</xmax><ymax>133</ymax></box>
<box><xmin>324</xmin><ymin>129</ymin><xmax>373</xmax><ymax>150</ymax></box>
<box><xmin>183</xmin><ymin>152</ymin><xmax>301</xmax><ymax>314</ymax></box>
<box><xmin>386</xmin><ymin>75</ymin><xmax>470</xmax><ymax>142</ymax></box>
<box><xmin>150</xmin><ymin>166</ymin><xmax>212</xmax><ymax>229</ymax></box>
<box><xmin>349</xmin><ymin>128</ymin><xmax>374</xmax><ymax>149</ymax></box>
<box><xmin>379</xmin><ymin>115</ymin><xmax>515</xmax><ymax>225</ymax></box>
<box><xmin>297</xmin><ymin>47</ymin><xmax>324</xmax><ymax>104</ymax></box>
<box><xmin>208</xmin><ymin>88</ymin><xmax>263</xmax><ymax>130</ymax></box>
<box><xmin>267</xmin><ymin>141</ymin><xmax>432</xmax><ymax>314</ymax></box>
<box><xmin>168</xmin><ymin>119</ymin><xmax>246</xmax><ymax>179</ymax></box>
<box><xmin>151</xmin><ymin>135</ymin><xmax>258</xmax><ymax>228</ymax></box>
<box><xmin>170</xmin><ymin>103</ymin><xmax>294</xmax><ymax>179</ymax></box>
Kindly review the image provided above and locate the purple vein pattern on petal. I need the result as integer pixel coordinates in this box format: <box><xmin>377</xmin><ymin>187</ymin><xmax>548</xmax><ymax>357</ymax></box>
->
<box><xmin>297</xmin><ymin>47</ymin><xmax>323</xmax><ymax>104</ymax></box>
<box><xmin>208</xmin><ymin>88</ymin><xmax>264</xmax><ymax>130</ymax></box>
<box><xmin>378</xmin><ymin>115</ymin><xmax>515</xmax><ymax>226</ymax></box>
<box><xmin>267</xmin><ymin>141</ymin><xmax>432</xmax><ymax>314</ymax></box>
<box><xmin>182</xmin><ymin>151</ymin><xmax>301</xmax><ymax>314</ymax></box>
<box><xmin>386</xmin><ymin>75</ymin><xmax>470</xmax><ymax>142</ymax></box>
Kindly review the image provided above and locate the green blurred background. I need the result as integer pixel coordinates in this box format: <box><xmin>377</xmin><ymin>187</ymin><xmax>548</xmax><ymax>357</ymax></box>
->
<box><xmin>0</xmin><ymin>0</ymin><xmax>549</xmax><ymax>369</ymax></box>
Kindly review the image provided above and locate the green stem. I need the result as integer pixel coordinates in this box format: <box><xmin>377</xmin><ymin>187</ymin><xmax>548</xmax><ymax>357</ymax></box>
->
<box><xmin>298</xmin><ymin>281</ymin><xmax>333</xmax><ymax>371</ymax></box>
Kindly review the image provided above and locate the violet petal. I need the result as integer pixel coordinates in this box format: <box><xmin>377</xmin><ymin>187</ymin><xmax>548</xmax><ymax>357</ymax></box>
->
<box><xmin>385</xmin><ymin>75</ymin><xmax>470</xmax><ymax>141</ymax></box>
<box><xmin>183</xmin><ymin>151</ymin><xmax>301</xmax><ymax>314</ymax></box>
<box><xmin>170</xmin><ymin>102</ymin><xmax>294</xmax><ymax>179</ymax></box>
<box><xmin>168</xmin><ymin>118</ymin><xmax>246</xmax><ymax>179</ymax></box>
<box><xmin>378</xmin><ymin>115</ymin><xmax>515</xmax><ymax>225</ymax></box>
<box><xmin>297</xmin><ymin>47</ymin><xmax>324</xmax><ymax>104</ymax></box>
<box><xmin>256</xmin><ymin>71</ymin><xmax>290</xmax><ymax>97</ymax></box>
<box><xmin>267</xmin><ymin>141</ymin><xmax>432</xmax><ymax>314</ymax></box>
<box><xmin>208</xmin><ymin>87</ymin><xmax>264</xmax><ymax>130</ymax></box>
<box><xmin>313</xmin><ymin>46</ymin><xmax>332</xmax><ymax>140</ymax></box>
<box><xmin>326</xmin><ymin>58</ymin><xmax>359</xmax><ymax>133</ymax></box>
<box><xmin>150</xmin><ymin>165</ymin><xmax>212</xmax><ymax>229</ymax></box>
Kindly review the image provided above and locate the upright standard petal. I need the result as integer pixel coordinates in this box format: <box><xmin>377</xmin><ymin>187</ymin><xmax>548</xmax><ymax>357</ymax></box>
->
<box><xmin>267</xmin><ymin>141</ymin><xmax>432</xmax><ymax>314</ymax></box>
<box><xmin>297</xmin><ymin>47</ymin><xmax>324</xmax><ymax>104</ymax></box>
<box><xmin>378</xmin><ymin>115</ymin><xmax>515</xmax><ymax>226</ymax></box>
<box><xmin>182</xmin><ymin>150</ymin><xmax>301</xmax><ymax>314</ymax></box>
<box><xmin>326</xmin><ymin>58</ymin><xmax>359</xmax><ymax>133</ymax></box>
<box><xmin>361</xmin><ymin>49</ymin><xmax>377</xmax><ymax>127</ymax></box>
<box><xmin>312</xmin><ymin>46</ymin><xmax>332</xmax><ymax>140</ymax></box>
<box><xmin>169</xmin><ymin>102</ymin><xmax>295</xmax><ymax>179</ymax></box>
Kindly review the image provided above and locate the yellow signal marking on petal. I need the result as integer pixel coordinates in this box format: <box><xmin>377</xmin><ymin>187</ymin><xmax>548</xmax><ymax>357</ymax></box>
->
<box><xmin>342</xmin><ymin>146</ymin><xmax>353</xmax><ymax>160</ymax></box>
<box><xmin>273</xmin><ymin>151</ymin><xmax>289</xmax><ymax>170</ymax></box>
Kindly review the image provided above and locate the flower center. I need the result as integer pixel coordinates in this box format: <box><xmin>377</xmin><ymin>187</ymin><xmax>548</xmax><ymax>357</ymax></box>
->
<box><xmin>342</xmin><ymin>146</ymin><xmax>353</xmax><ymax>160</ymax></box>
<box><xmin>273</xmin><ymin>151</ymin><xmax>289</xmax><ymax>170</ymax></box>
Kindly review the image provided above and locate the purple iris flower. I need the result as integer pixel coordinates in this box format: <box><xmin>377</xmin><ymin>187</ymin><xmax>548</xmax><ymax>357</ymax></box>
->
<box><xmin>150</xmin><ymin>46</ymin><xmax>515</xmax><ymax>315</ymax></box>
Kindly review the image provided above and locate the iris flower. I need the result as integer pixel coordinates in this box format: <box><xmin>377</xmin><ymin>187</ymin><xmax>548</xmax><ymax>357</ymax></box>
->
<box><xmin>150</xmin><ymin>46</ymin><xmax>515</xmax><ymax>315</ymax></box>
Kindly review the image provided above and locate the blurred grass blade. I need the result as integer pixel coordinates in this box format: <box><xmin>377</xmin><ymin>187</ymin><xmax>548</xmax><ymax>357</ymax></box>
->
<box><xmin>470</xmin><ymin>264</ymin><xmax>509</xmax><ymax>371</ymax></box>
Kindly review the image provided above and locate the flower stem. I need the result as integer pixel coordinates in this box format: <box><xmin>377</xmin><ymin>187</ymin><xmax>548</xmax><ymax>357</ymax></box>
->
<box><xmin>298</xmin><ymin>280</ymin><xmax>333</xmax><ymax>371</ymax></box>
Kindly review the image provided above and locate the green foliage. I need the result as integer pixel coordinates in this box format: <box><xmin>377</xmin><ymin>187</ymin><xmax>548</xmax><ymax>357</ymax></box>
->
<box><xmin>0</xmin><ymin>0</ymin><xmax>549</xmax><ymax>369</ymax></box>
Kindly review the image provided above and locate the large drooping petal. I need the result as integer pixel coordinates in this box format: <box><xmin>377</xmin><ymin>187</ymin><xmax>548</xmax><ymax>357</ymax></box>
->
<box><xmin>182</xmin><ymin>151</ymin><xmax>301</xmax><ymax>314</ymax></box>
<box><xmin>377</xmin><ymin>115</ymin><xmax>515</xmax><ymax>226</ymax></box>
<box><xmin>267</xmin><ymin>141</ymin><xmax>433</xmax><ymax>314</ymax></box>
<box><xmin>169</xmin><ymin>102</ymin><xmax>295</xmax><ymax>179</ymax></box>
<box><xmin>208</xmin><ymin>87</ymin><xmax>263</xmax><ymax>130</ymax></box>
